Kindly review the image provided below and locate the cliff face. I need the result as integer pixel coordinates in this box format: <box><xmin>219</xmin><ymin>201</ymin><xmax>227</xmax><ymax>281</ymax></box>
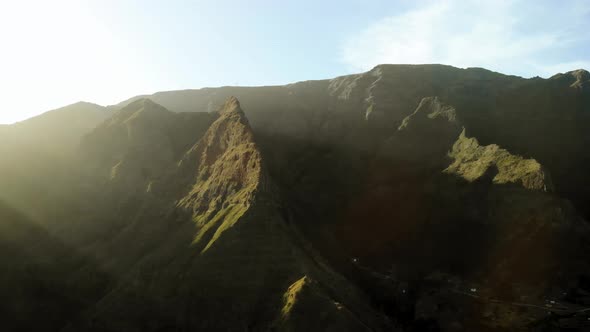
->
<box><xmin>173</xmin><ymin>97</ymin><xmax>265</xmax><ymax>255</ymax></box>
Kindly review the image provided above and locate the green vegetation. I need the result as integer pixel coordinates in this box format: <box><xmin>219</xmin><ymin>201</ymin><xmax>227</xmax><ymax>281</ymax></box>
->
<box><xmin>192</xmin><ymin>203</ymin><xmax>248</xmax><ymax>252</ymax></box>
<box><xmin>178</xmin><ymin>98</ymin><xmax>263</xmax><ymax>253</ymax></box>
<box><xmin>280</xmin><ymin>276</ymin><xmax>309</xmax><ymax>318</ymax></box>
<box><xmin>445</xmin><ymin>129</ymin><xmax>549</xmax><ymax>191</ymax></box>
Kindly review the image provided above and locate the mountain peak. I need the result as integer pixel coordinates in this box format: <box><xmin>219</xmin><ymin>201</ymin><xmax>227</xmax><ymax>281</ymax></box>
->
<box><xmin>107</xmin><ymin>98</ymin><xmax>171</xmax><ymax>126</ymax></box>
<box><xmin>68</xmin><ymin>101</ymin><xmax>103</xmax><ymax>108</ymax></box>
<box><xmin>569</xmin><ymin>69</ymin><xmax>590</xmax><ymax>88</ymax></box>
<box><xmin>125</xmin><ymin>97</ymin><xmax>165</xmax><ymax>111</ymax></box>
<box><xmin>549</xmin><ymin>69</ymin><xmax>590</xmax><ymax>88</ymax></box>
<box><xmin>568</xmin><ymin>68</ymin><xmax>589</xmax><ymax>76</ymax></box>
<box><xmin>178</xmin><ymin>96</ymin><xmax>263</xmax><ymax>252</ymax></box>
<box><xmin>218</xmin><ymin>96</ymin><xmax>243</xmax><ymax>115</ymax></box>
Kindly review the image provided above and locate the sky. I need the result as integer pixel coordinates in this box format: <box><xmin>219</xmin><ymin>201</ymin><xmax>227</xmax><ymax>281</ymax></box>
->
<box><xmin>0</xmin><ymin>0</ymin><xmax>589</xmax><ymax>124</ymax></box>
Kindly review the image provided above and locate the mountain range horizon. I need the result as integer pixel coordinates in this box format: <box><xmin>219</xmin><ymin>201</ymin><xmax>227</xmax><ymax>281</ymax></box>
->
<box><xmin>5</xmin><ymin>64</ymin><xmax>589</xmax><ymax>125</ymax></box>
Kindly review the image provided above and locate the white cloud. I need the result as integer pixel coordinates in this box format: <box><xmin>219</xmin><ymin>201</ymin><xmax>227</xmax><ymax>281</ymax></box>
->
<box><xmin>341</xmin><ymin>0</ymin><xmax>590</xmax><ymax>77</ymax></box>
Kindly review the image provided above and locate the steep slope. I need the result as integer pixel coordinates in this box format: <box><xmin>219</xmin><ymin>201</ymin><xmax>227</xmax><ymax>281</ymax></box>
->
<box><xmin>80</xmin><ymin>98</ymin><xmax>217</xmax><ymax>193</ymax></box>
<box><xmin>60</xmin><ymin>97</ymin><xmax>390</xmax><ymax>332</ymax></box>
<box><xmin>97</xmin><ymin>70</ymin><xmax>590</xmax><ymax>330</ymax></box>
<box><xmin>52</xmin><ymin>99</ymin><xmax>217</xmax><ymax>264</ymax></box>
<box><xmin>334</xmin><ymin>97</ymin><xmax>590</xmax><ymax>331</ymax></box>
<box><xmin>0</xmin><ymin>200</ymin><xmax>110</xmax><ymax>332</ymax></box>
<box><xmin>177</xmin><ymin>97</ymin><xmax>264</xmax><ymax>252</ymax></box>
<box><xmin>274</xmin><ymin>276</ymin><xmax>375</xmax><ymax>332</ymax></box>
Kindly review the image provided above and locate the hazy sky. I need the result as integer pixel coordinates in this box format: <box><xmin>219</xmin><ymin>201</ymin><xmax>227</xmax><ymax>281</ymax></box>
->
<box><xmin>1</xmin><ymin>0</ymin><xmax>589</xmax><ymax>124</ymax></box>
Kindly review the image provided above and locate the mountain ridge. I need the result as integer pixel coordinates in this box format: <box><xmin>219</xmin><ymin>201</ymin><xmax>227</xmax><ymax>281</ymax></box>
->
<box><xmin>59</xmin><ymin>96</ymin><xmax>393</xmax><ymax>331</ymax></box>
<box><xmin>2</xmin><ymin>65</ymin><xmax>590</xmax><ymax>331</ymax></box>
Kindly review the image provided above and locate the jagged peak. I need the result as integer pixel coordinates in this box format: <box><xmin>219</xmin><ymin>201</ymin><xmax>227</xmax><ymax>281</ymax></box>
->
<box><xmin>181</xmin><ymin>97</ymin><xmax>255</xmax><ymax>167</ymax></box>
<box><xmin>124</xmin><ymin>97</ymin><xmax>167</xmax><ymax>111</ymax></box>
<box><xmin>177</xmin><ymin>96</ymin><xmax>264</xmax><ymax>252</ymax></box>
<box><xmin>218</xmin><ymin>96</ymin><xmax>243</xmax><ymax>115</ymax></box>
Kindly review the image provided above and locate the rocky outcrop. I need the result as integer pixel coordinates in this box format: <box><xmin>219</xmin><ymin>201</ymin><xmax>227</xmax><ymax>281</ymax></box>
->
<box><xmin>178</xmin><ymin>96</ymin><xmax>265</xmax><ymax>252</ymax></box>
<box><xmin>569</xmin><ymin>69</ymin><xmax>590</xmax><ymax>89</ymax></box>
<box><xmin>445</xmin><ymin>129</ymin><xmax>552</xmax><ymax>191</ymax></box>
<box><xmin>398</xmin><ymin>96</ymin><xmax>458</xmax><ymax>130</ymax></box>
<box><xmin>387</xmin><ymin>96</ymin><xmax>552</xmax><ymax>191</ymax></box>
<box><xmin>379</xmin><ymin>97</ymin><xmax>462</xmax><ymax>169</ymax></box>
<box><xmin>550</xmin><ymin>69</ymin><xmax>590</xmax><ymax>89</ymax></box>
<box><xmin>274</xmin><ymin>276</ymin><xmax>376</xmax><ymax>332</ymax></box>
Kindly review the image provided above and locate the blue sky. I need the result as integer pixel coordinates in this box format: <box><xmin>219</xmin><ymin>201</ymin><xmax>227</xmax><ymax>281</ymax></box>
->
<box><xmin>0</xmin><ymin>0</ymin><xmax>589</xmax><ymax>123</ymax></box>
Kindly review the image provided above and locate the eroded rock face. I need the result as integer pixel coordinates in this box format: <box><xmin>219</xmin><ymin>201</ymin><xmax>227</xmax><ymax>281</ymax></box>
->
<box><xmin>178</xmin><ymin>96</ymin><xmax>264</xmax><ymax>252</ymax></box>
<box><xmin>445</xmin><ymin>129</ymin><xmax>552</xmax><ymax>191</ymax></box>
<box><xmin>385</xmin><ymin>96</ymin><xmax>552</xmax><ymax>192</ymax></box>
<box><xmin>551</xmin><ymin>69</ymin><xmax>590</xmax><ymax>89</ymax></box>
<box><xmin>398</xmin><ymin>96</ymin><xmax>459</xmax><ymax>130</ymax></box>
<box><xmin>570</xmin><ymin>69</ymin><xmax>590</xmax><ymax>89</ymax></box>
<box><xmin>384</xmin><ymin>96</ymin><xmax>463</xmax><ymax>168</ymax></box>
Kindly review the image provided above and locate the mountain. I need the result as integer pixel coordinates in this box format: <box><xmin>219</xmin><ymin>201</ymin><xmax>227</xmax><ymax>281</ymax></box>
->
<box><xmin>0</xmin><ymin>103</ymin><xmax>113</xmax><ymax>331</ymax></box>
<box><xmin>58</xmin><ymin>97</ymin><xmax>391</xmax><ymax>331</ymax></box>
<box><xmin>0</xmin><ymin>102</ymin><xmax>110</xmax><ymax>221</ymax></box>
<box><xmin>115</xmin><ymin>65</ymin><xmax>590</xmax><ymax>218</ymax></box>
<box><xmin>2</xmin><ymin>101</ymin><xmax>110</xmax><ymax>154</ymax></box>
<box><xmin>2</xmin><ymin>64</ymin><xmax>590</xmax><ymax>331</ymax></box>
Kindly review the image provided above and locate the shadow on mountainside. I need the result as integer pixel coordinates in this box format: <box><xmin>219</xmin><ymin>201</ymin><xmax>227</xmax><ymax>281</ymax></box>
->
<box><xmin>0</xmin><ymin>200</ymin><xmax>112</xmax><ymax>332</ymax></box>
